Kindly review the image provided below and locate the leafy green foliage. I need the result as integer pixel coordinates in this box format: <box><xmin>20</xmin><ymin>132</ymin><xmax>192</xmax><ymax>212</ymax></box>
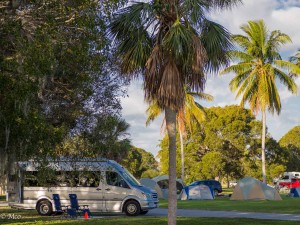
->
<box><xmin>122</xmin><ymin>147</ymin><xmax>159</xmax><ymax>179</ymax></box>
<box><xmin>0</xmin><ymin>0</ymin><xmax>127</xmax><ymax>179</ymax></box>
<box><xmin>158</xmin><ymin>105</ymin><xmax>287</xmax><ymax>184</ymax></box>
<box><xmin>279</xmin><ymin>126</ymin><xmax>300</xmax><ymax>171</ymax></box>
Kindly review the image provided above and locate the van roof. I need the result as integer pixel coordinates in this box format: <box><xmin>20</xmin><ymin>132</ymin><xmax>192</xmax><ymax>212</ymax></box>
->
<box><xmin>17</xmin><ymin>158</ymin><xmax>123</xmax><ymax>172</ymax></box>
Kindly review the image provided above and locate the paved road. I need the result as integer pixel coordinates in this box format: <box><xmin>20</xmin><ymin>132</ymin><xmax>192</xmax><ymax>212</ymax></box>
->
<box><xmin>145</xmin><ymin>208</ymin><xmax>300</xmax><ymax>221</ymax></box>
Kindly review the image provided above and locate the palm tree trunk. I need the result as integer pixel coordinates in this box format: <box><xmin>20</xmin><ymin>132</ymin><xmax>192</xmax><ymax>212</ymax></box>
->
<box><xmin>261</xmin><ymin>110</ymin><xmax>267</xmax><ymax>183</ymax></box>
<box><xmin>179</xmin><ymin>131</ymin><xmax>184</xmax><ymax>182</ymax></box>
<box><xmin>165</xmin><ymin>107</ymin><xmax>177</xmax><ymax>225</ymax></box>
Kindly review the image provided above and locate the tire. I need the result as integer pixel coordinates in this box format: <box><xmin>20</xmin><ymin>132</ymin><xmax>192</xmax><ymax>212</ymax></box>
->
<box><xmin>37</xmin><ymin>200</ymin><xmax>53</xmax><ymax>216</ymax></box>
<box><xmin>124</xmin><ymin>200</ymin><xmax>141</xmax><ymax>216</ymax></box>
<box><xmin>213</xmin><ymin>189</ymin><xmax>219</xmax><ymax>197</ymax></box>
<box><xmin>140</xmin><ymin>210</ymin><xmax>149</xmax><ymax>215</ymax></box>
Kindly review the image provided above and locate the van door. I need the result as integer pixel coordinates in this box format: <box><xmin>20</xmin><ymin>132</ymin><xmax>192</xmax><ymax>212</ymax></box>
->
<box><xmin>71</xmin><ymin>171</ymin><xmax>104</xmax><ymax>211</ymax></box>
<box><xmin>103</xmin><ymin>171</ymin><xmax>131</xmax><ymax>212</ymax></box>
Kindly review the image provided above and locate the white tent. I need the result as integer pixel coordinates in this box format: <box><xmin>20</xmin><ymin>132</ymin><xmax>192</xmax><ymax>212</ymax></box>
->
<box><xmin>180</xmin><ymin>184</ymin><xmax>214</xmax><ymax>200</ymax></box>
<box><xmin>230</xmin><ymin>177</ymin><xmax>282</xmax><ymax>201</ymax></box>
<box><xmin>140</xmin><ymin>175</ymin><xmax>185</xmax><ymax>199</ymax></box>
<box><xmin>140</xmin><ymin>178</ymin><xmax>163</xmax><ymax>198</ymax></box>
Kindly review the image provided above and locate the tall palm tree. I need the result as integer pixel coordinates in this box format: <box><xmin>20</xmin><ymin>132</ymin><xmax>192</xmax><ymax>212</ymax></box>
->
<box><xmin>221</xmin><ymin>20</ymin><xmax>300</xmax><ymax>183</ymax></box>
<box><xmin>146</xmin><ymin>90</ymin><xmax>213</xmax><ymax>182</ymax></box>
<box><xmin>109</xmin><ymin>1</ymin><xmax>240</xmax><ymax>223</ymax></box>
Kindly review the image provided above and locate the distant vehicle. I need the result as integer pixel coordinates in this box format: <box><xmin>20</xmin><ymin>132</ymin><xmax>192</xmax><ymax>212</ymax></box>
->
<box><xmin>188</xmin><ymin>180</ymin><xmax>222</xmax><ymax>196</ymax></box>
<box><xmin>7</xmin><ymin>158</ymin><xmax>158</xmax><ymax>216</ymax></box>
<box><xmin>276</xmin><ymin>172</ymin><xmax>300</xmax><ymax>189</ymax></box>
<box><xmin>290</xmin><ymin>179</ymin><xmax>300</xmax><ymax>189</ymax></box>
<box><xmin>279</xmin><ymin>178</ymin><xmax>300</xmax><ymax>189</ymax></box>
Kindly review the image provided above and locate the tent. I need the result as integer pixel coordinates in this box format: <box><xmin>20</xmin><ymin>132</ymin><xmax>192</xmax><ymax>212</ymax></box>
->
<box><xmin>140</xmin><ymin>178</ymin><xmax>163</xmax><ymax>198</ymax></box>
<box><xmin>180</xmin><ymin>184</ymin><xmax>214</xmax><ymax>200</ymax></box>
<box><xmin>140</xmin><ymin>175</ymin><xmax>185</xmax><ymax>199</ymax></box>
<box><xmin>290</xmin><ymin>188</ymin><xmax>300</xmax><ymax>197</ymax></box>
<box><xmin>230</xmin><ymin>177</ymin><xmax>282</xmax><ymax>201</ymax></box>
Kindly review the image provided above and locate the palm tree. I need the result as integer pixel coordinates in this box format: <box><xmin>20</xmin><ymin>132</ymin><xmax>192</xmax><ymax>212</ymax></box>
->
<box><xmin>290</xmin><ymin>49</ymin><xmax>300</xmax><ymax>69</ymax></box>
<box><xmin>221</xmin><ymin>20</ymin><xmax>300</xmax><ymax>183</ymax></box>
<box><xmin>146</xmin><ymin>90</ymin><xmax>213</xmax><ymax>182</ymax></box>
<box><xmin>109</xmin><ymin>1</ymin><xmax>240</xmax><ymax>224</ymax></box>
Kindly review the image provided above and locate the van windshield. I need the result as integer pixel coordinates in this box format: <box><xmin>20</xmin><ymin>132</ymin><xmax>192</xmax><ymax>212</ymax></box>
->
<box><xmin>121</xmin><ymin>169</ymin><xmax>141</xmax><ymax>186</ymax></box>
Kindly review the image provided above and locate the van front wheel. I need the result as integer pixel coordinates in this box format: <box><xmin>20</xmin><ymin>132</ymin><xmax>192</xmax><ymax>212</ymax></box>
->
<box><xmin>37</xmin><ymin>200</ymin><xmax>53</xmax><ymax>216</ymax></box>
<box><xmin>124</xmin><ymin>200</ymin><xmax>140</xmax><ymax>216</ymax></box>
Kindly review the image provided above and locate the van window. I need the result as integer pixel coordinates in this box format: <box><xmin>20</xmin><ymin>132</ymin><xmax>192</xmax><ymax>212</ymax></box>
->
<box><xmin>121</xmin><ymin>169</ymin><xmax>141</xmax><ymax>186</ymax></box>
<box><xmin>106</xmin><ymin>171</ymin><xmax>129</xmax><ymax>189</ymax></box>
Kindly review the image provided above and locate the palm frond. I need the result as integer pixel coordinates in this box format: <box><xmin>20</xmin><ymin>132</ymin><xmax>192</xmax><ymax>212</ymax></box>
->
<box><xmin>200</xmin><ymin>19</ymin><xmax>233</xmax><ymax>73</ymax></box>
<box><xmin>221</xmin><ymin>62</ymin><xmax>253</xmax><ymax>75</ymax></box>
<box><xmin>274</xmin><ymin>60</ymin><xmax>300</xmax><ymax>75</ymax></box>
<box><xmin>207</xmin><ymin>0</ymin><xmax>242</xmax><ymax>9</ymax></box>
<box><xmin>146</xmin><ymin>101</ymin><xmax>163</xmax><ymax>126</ymax></box>
<box><xmin>289</xmin><ymin>49</ymin><xmax>300</xmax><ymax>65</ymax></box>
<box><xmin>188</xmin><ymin>92</ymin><xmax>214</xmax><ymax>101</ymax></box>
<box><xmin>234</xmin><ymin>69</ymin><xmax>258</xmax><ymax>99</ymax></box>
<box><xmin>109</xmin><ymin>2</ymin><xmax>155</xmax><ymax>74</ymax></box>
<box><xmin>232</xmin><ymin>34</ymin><xmax>251</xmax><ymax>50</ymax></box>
<box><xmin>180</xmin><ymin>0</ymin><xmax>208</xmax><ymax>27</ymax></box>
<box><xmin>273</xmin><ymin>68</ymin><xmax>298</xmax><ymax>94</ymax></box>
<box><xmin>163</xmin><ymin>20</ymin><xmax>195</xmax><ymax>66</ymax></box>
<box><xmin>228</xmin><ymin>50</ymin><xmax>254</xmax><ymax>62</ymax></box>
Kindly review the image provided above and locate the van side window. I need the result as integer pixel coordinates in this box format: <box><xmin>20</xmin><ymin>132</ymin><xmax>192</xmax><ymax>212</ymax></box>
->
<box><xmin>106</xmin><ymin>171</ymin><xmax>129</xmax><ymax>189</ymax></box>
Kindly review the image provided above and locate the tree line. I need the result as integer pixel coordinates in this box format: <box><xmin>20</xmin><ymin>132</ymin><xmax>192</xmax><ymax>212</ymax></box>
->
<box><xmin>158</xmin><ymin>105</ymin><xmax>300</xmax><ymax>186</ymax></box>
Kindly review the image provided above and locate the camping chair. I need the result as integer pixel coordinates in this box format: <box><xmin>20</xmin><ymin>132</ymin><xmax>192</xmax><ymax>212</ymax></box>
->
<box><xmin>69</xmin><ymin>194</ymin><xmax>92</xmax><ymax>218</ymax></box>
<box><xmin>52</xmin><ymin>194</ymin><xmax>76</xmax><ymax>218</ymax></box>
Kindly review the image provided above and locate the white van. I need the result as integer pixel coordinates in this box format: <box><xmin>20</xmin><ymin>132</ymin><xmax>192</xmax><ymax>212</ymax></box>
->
<box><xmin>7</xmin><ymin>159</ymin><xmax>158</xmax><ymax>216</ymax></box>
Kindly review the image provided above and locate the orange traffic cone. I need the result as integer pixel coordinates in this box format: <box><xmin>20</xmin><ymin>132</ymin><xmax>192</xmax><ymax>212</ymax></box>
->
<box><xmin>84</xmin><ymin>211</ymin><xmax>89</xmax><ymax>220</ymax></box>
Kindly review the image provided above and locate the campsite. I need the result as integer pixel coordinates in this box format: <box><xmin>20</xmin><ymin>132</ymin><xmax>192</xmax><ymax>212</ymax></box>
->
<box><xmin>2</xmin><ymin>1</ymin><xmax>300</xmax><ymax>225</ymax></box>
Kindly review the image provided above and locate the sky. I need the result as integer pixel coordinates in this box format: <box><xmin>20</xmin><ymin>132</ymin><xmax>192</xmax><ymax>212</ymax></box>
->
<box><xmin>120</xmin><ymin>0</ymin><xmax>300</xmax><ymax>158</ymax></box>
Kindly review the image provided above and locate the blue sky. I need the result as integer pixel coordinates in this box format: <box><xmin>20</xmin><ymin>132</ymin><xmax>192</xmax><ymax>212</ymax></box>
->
<box><xmin>120</xmin><ymin>0</ymin><xmax>300</xmax><ymax>158</ymax></box>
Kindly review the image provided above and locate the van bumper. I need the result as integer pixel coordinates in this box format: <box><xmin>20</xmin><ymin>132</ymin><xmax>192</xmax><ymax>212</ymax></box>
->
<box><xmin>140</xmin><ymin>200</ymin><xmax>159</xmax><ymax>210</ymax></box>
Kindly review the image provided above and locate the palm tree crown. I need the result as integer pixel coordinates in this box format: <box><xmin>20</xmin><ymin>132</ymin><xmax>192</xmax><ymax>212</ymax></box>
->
<box><xmin>109</xmin><ymin>0</ymin><xmax>240</xmax><ymax>111</ymax></box>
<box><xmin>222</xmin><ymin>20</ymin><xmax>299</xmax><ymax>115</ymax></box>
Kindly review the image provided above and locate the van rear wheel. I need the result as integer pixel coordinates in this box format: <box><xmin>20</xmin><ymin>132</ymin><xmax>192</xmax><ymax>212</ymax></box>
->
<box><xmin>37</xmin><ymin>200</ymin><xmax>53</xmax><ymax>216</ymax></box>
<box><xmin>124</xmin><ymin>200</ymin><xmax>141</xmax><ymax>216</ymax></box>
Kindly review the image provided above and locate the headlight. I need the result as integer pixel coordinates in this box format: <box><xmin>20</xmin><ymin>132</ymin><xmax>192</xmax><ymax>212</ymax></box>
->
<box><xmin>141</xmin><ymin>192</ymin><xmax>152</xmax><ymax>200</ymax></box>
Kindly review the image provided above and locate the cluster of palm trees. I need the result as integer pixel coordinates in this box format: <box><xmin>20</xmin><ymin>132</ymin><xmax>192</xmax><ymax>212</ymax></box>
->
<box><xmin>109</xmin><ymin>1</ymin><xmax>300</xmax><ymax>224</ymax></box>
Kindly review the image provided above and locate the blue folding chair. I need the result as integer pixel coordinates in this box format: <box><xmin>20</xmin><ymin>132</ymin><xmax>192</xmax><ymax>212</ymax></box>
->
<box><xmin>69</xmin><ymin>194</ymin><xmax>92</xmax><ymax>218</ymax></box>
<box><xmin>52</xmin><ymin>194</ymin><xmax>76</xmax><ymax>218</ymax></box>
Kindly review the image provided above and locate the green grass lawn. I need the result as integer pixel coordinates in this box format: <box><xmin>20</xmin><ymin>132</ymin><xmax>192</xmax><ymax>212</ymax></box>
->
<box><xmin>159</xmin><ymin>195</ymin><xmax>300</xmax><ymax>214</ymax></box>
<box><xmin>0</xmin><ymin>206</ymin><xmax>299</xmax><ymax>225</ymax></box>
